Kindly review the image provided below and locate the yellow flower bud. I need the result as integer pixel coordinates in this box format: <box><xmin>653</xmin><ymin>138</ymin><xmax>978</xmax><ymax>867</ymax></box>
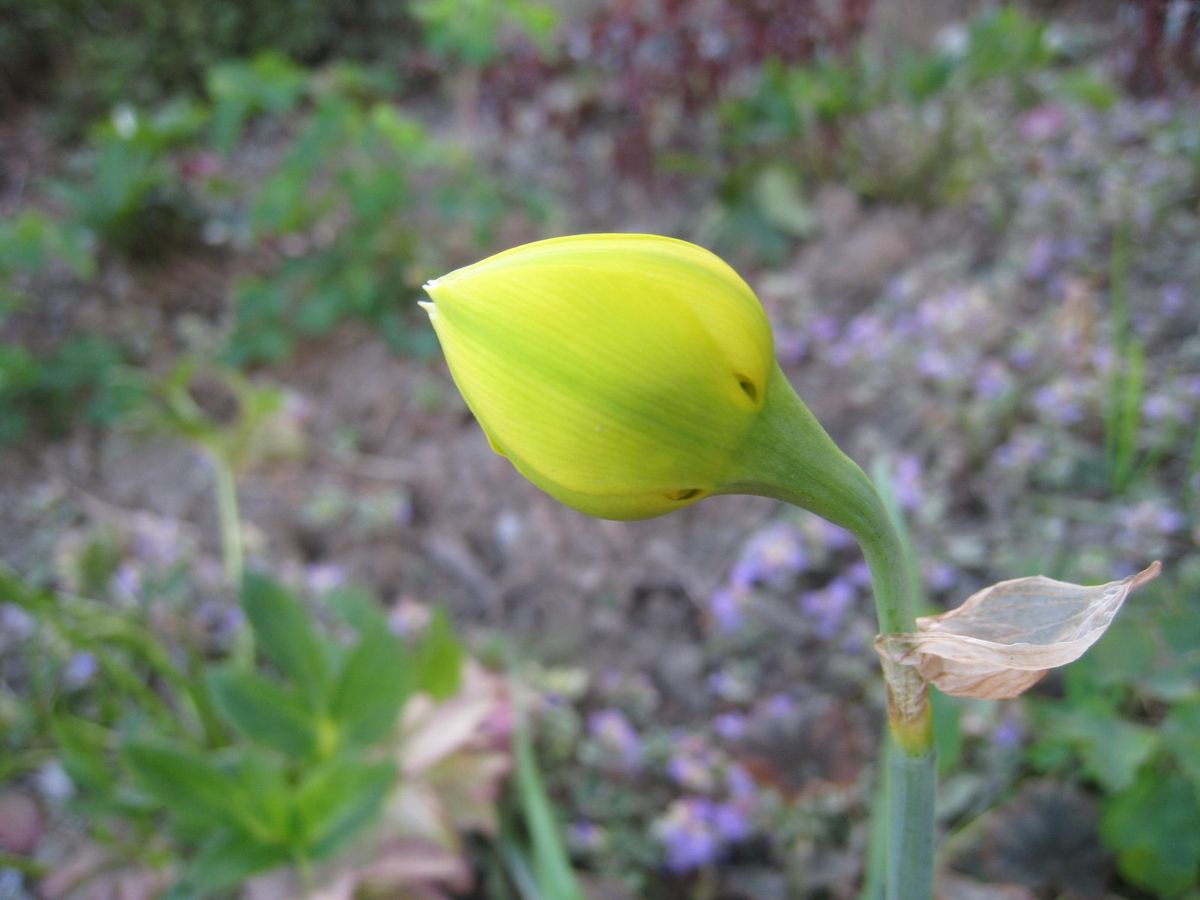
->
<box><xmin>421</xmin><ymin>233</ymin><xmax>774</xmax><ymax>519</ymax></box>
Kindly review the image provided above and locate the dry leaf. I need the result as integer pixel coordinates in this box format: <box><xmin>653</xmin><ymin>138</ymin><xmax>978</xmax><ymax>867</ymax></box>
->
<box><xmin>876</xmin><ymin>562</ymin><xmax>1160</xmax><ymax>700</ymax></box>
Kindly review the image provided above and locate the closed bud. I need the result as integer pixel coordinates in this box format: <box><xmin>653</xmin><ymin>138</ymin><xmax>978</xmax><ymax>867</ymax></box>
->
<box><xmin>421</xmin><ymin>234</ymin><xmax>776</xmax><ymax>519</ymax></box>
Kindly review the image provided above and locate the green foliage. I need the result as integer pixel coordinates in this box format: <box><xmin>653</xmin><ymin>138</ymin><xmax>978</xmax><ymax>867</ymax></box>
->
<box><xmin>412</xmin><ymin>0</ymin><xmax>558</xmax><ymax>67</ymax></box>
<box><xmin>214</xmin><ymin>56</ymin><xmax>530</xmax><ymax>364</ymax></box>
<box><xmin>0</xmin><ymin>335</ymin><xmax>131</xmax><ymax>449</ymax></box>
<box><xmin>1025</xmin><ymin>564</ymin><xmax>1200</xmax><ymax>897</ymax></box>
<box><xmin>0</xmin><ymin>0</ymin><xmax>421</xmax><ymax>130</ymax></box>
<box><xmin>50</xmin><ymin>106</ymin><xmax>206</xmax><ymax>261</ymax></box>
<box><xmin>712</xmin><ymin>4</ymin><xmax>1077</xmax><ymax>260</ymax></box>
<box><xmin>2</xmin><ymin>564</ymin><xmax>468</xmax><ymax>893</ymax></box>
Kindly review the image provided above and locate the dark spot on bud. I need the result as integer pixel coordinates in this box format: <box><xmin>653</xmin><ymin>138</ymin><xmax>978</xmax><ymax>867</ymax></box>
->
<box><xmin>735</xmin><ymin>374</ymin><xmax>759</xmax><ymax>404</ymax></box>
<box><xmin>666</xmin><ymin>488</ymin><xmax>702</xmax><ymax>501</ymax></box>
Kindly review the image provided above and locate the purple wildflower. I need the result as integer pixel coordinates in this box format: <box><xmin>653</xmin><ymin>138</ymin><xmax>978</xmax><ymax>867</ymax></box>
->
<box><xmin>892</xmin><ymin>455</ymin><xmax>923</xmax><ymax>511</ymax></box>
<box><xmin>62</xmin><ymin>652</ymin><xmax>98</xmax><ymax>690</ymax></box>
<box><xmin>1</xmin><ymin>604</ymin><xmax>35</xmax><ymax>640</ymax></box>
<box><xmin>588</xmin><ymin>709</ymin><xmax>643</xmax><ymax>774</ymax></box>
<box><xmin>725</xmin><ymin>762</ymin><xmax>758</xmax><ymax>799</ymax></box>
<box><xmin>730</xmin><ymin>522</ymin><xmax>806</xmax><ymax>589</ymax></box>
<box><xmin>707</xmin><ymin>587</ymin><xmax>747</xmax><ymax>633</ymax></box>
<box><xmin>711</xmin><ymin>802</ymin><xmax>752</xmax><ymax>843</ymax></box>
<box><xmin>974</xmin><ymin>361</ymin><xmax>1010</xmax><ymax>400</ymax></box>
<box><xmin>991</xmin><ymin>718</ymin><xmax>1023</xmax><ymax>749</ymax></box>
<box><xmin>759</xmin><ymin>692</ymin><xmax>795</xmax><ymax>720</ymax></box>
<box><xmin>801</xmin><ymin>577</ymin><xmax>856</xmax><ymax>638</ymax></box>
<box><xmin>659</xmin><ymin>799</ymin><xmax>719</xmax><ymax>873</ymax></box>
<box><xmin>667</xmin><ymin>736</ymin><xmax>717</xmax><ymax>791</ymax></box>
<box><xmin>712</xmin><ymin>712</ymin><xmax>747</xmax><ymax>741</ymax></box>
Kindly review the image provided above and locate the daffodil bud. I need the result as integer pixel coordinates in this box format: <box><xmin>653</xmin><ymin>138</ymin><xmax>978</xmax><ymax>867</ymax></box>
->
<box><xmin>422</xmin><ymin>232</ymin><xmax>885</xmax><ymax>534</ymax></box>
<box><xmin>422</xmin><ymin>234</ymin><xmax>778</xmax><ymax>519</ymax></box>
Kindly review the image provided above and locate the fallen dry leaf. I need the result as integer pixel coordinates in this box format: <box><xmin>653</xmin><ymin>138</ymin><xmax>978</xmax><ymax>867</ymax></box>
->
<box><xmin>876</xmin><ymin>562</ymin><xmax>1160</xmax><ymax>700</ymax></box>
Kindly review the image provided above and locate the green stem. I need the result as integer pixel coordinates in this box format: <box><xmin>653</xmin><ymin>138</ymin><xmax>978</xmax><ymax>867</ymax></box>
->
<box><xmin>211</xmin><ymin>455</ymin><xmax>243</xmax><ymax>586</ymax></box>
<box><xmin>726</xmin><ymin>364</ymin><xmax>936</xmax><ymax>899</ymax></box>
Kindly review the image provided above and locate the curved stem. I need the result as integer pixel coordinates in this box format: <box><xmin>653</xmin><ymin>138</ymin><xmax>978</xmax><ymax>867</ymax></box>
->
<box><xmin>726</xmin><ymin>364</ymin><xmax>936</xmax><ymax>899</ymax></box>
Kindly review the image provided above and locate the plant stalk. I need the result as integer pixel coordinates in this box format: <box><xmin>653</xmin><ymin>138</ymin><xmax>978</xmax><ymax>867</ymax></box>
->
<box><xmin>211</xmin><ymin>455</ymin><xmax>243</xmax><ymax>585</ymax></box>
<box><xmin>726</xmin><ymin>364</ymin><xmax>936</xmax><ymax>899</ymax></box>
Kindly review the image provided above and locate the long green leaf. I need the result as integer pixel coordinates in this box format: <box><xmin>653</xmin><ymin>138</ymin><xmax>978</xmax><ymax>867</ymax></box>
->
<box><xmin>208</xmin><ymin>667</ymin><xmax>318</xmax><ymax>758</ymax></box>
<box><xmin>329</xmin><ymin>629</ymin><xmax>411</xmax><ymax>746</ymax></box>
<box><xmin>241</xmin><ymin>571</ymin><xmax>329</xmax><ymax>709</ymax></box>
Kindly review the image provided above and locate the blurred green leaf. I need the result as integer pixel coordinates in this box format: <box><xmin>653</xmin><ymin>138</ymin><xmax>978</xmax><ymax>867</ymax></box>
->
<box><xmin>170</xmin><ymin>829</ymin><xmax>290</xmax><ymax>899</ymax></box>
<box><xmin>1163</xmin><ymin>700</ymin><xmax>1200</xmax><ymax>786</ymax></box>
<box><xmin>415</xmin><ymin>607</ymin><xmax>464</xmax><ymax>700</ymax></box>
<box><xmin>295</xmin><ymin>756</ymin><xmax>395</xmax><ymax>859</ymax></box>
<box><xmin>930</xmin><ymin>689</ymin><xmax>962</xmax><ymax>775</ymax></box>
<box><xmin>1101</xmin><ymin>767</ymin><xmax>1200</xmax><ymax>897</ymax></box>
<box><xmin>208</xmin><ymin>668</ymin><xmax>318</xmax><ymax>758</ymax></box>
<box><xmin>122</xmin><ymin>738</ymin><xmax>242</xmax><ymax>828</ymax></box>
<box><xmin>241</xmin><ymin>572</ymin><xmax>329</xmax><ymax>710</ymax></box>
<box><xmin>329</xmin><ymin>628</ymin><xmax>411</xmax><ymax>746</ymax></box>
<box><xmin>514</xmin><ymin>700</ymin><xmax>584</xmax><ymax>900</ymax></box>
<box><xmin>52</xmin><ymin>715</ymin><xmax>114</xmax><ymax>793</ymax></box>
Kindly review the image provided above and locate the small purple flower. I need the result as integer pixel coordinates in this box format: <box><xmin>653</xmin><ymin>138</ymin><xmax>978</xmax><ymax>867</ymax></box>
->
<box><xmin>891</xmin><ymin>455</ymin><xmax>923</xmax><ymax>511</ymax></box>
<box><xmin>974</xmin><ymin>361</ymin><xmax>1010</xmax><ymax>401</ymax></box>
<box><xmin>1017</xmin><ymin>104</ymin><xmax>1066</xmax><ymax>143</ymax></box>
<box><xmin>991</xmin><ymin>718</ymin><xmax>1023</xmax><ymax>749</ymax></box>
<box><xmin>588</xmin><ymin>709</ymin><xmax>643</xmax><ymax>773</ymax></box>
<box><xmin>110</xmin><ymin>564</ymin><xmax>141</xmax><ymax>599</ymax></box>
<box><xmin>1008</xmin><ymin>344</ymin><xmax>1036</xmax><ymax>370</ymax></box>
<box><xmin>1</xmin><ymin>604</ymin><xmax>35</xmax><ymax>640</ymax></box>
<box><xmin>1032</xmin><ymin>383</ymin><xmax>1084</xmax><ymax>426</ymax></box>
<box><xmin>711</xmin><ymin>802</ymin><xmax>752</xmax><ymax>843</ymax></box>
<box><xmin>847</xmin><ymin>560</ymin><xmax>872</xmax><ymax>587</ymax></box>
<box><xmin>801</xmin><ymin>577</ymin><xmax>856</xmax><ymax>638</ymax></box>
<box><xmin>725</xmin><ymin>762</ymin><xmax>758</xmax><ymax>799</ymax></box>
<box><xmin>712</xmin><ymin>712</ymin><xmax>747</xmax><ymax>741</ymax></box>
<box><xmin>729</xmin><ymin>522</ymin><xmax>806</xmax><ymax>589</ymax></box>
<box><xmin>916</xmin><ymin>348</ymin><xmax>956</xmax><ymax>382</ymax></box>
<box><xmin>707</xmin><ymin>587</ymin><xmax>747</xmax><ymax>633</ymax></box>
<box><xmin>1161</xmin><ymin>284</ymin><xmax>1186</xmax><ymax>317</ymax></box>
<box><xmin>667</xmin><ymin>736</ymin><xmax>717</xmax><ymax>791</ymax></box>
<box><xmin>305</xmin><ymin>563</ymin><xmax>346</xmax><ymax>593</ymax></box>
<box><xmin>774</xmin><ymin>326</ymin><xmax>807</xmax><ymax>366</ymax></box>
<box><xmin>808</xmin><ymin>314</ymin><xmax>839</xmax><ymax>345</ymax></box>
<box><xmin>63</xmin><ymin>652</ymin><xmax>98</xmax><ymax>690</ymax></box>
<box><xmin>926</xmin><ymin>563</ymin><xmax>959</xmax><ymax>592</ymax></box>
<box><xmin>1024</xmin><ymin>236</ymin><xmax>1056</xmax><ymax>283</ymax></box>
<box><xmin>759</xmin><ymin>692</ymin><xmax>795</xmax><ymax>720</ymax></box>
<box><xmin>659</xmin><ymin>799</ymin><xmax>720</xmax><ymax>873</ymax></box>
<box><xmin>194</xmin><ymin>601</ymin><xmax>244</xmax><ymax>646</ymax></box>
<box><xmin>568</xmin><ymin>820</ymin><xmax>604</xmax><ymax>853</ymax></box>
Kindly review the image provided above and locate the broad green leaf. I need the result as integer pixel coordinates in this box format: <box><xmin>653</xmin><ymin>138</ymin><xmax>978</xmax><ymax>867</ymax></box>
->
<box><xmin>295</xmin><ymin>756</ymin><xmax>395</xmax><ymax>859</ymax></box>
<box><xmin>324</xmin><ymin>584</ymin><xmax>388</xmax><ymax>633</ymax></box>
<box><xmin>329</xmin><ymin>629</ymin><xmax>411</xmax><ymax>746</ymax></box>
<box><xmin>241</xmin><ymin>572</ymin><xmax>328</xmax><ymax>710</ymax></box>
<box><xmin>208</xmin><ymin>668</ymin><xmax>317</xmax><ymax>758</ymax></box>
<box><xmin>233</xmin><ymin>748</ymin><xmax>292</xmax><ymax>844</ymax></box>
<box><xmin>415</xmin><ymin>607</ymin><xmax>463</xmax><ymax>700</ymax></box>
<box><xmin>122</xmin><ymin>738</ymin><xmax>242</xmax><ymax>829</ymax></box>
<box><xmin>1101</xmin><ymin>768</ymin><xmax>1200</xmax><ymax>897</ymax></box>
<box><xmin>171</xmin><ymin>829</ymin><xmax>290</xmax><ymax>898</ymax></box>
<box><xmin>52</xmin><ymin>715</ymin><xmax>114</xmax><ymax>793</ymax></box>
<box><xmin>1164</xmin><ymin>700</ymin><xmax>1200</xmax><ymax>787</ymax></box>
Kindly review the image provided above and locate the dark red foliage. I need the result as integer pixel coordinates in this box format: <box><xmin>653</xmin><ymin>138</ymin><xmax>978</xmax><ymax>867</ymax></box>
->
<box><xmin>480</xmin><ymin>0</ymin><xmax>875</xmax><ymax>184</ymax></box>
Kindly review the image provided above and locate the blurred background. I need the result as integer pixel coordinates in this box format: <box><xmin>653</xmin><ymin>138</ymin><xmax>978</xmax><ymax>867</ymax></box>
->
<box><xmin>1</xmin><ymin>1</ymin><xmax>1199</xmax><ymax>897</ymax></box>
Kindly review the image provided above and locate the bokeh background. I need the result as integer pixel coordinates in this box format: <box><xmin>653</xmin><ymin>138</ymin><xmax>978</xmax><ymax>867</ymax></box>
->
<box><xmin>2</xmin><ymin>1</ymin><xmax>1199</xmax><ymax>897</ymax></box>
